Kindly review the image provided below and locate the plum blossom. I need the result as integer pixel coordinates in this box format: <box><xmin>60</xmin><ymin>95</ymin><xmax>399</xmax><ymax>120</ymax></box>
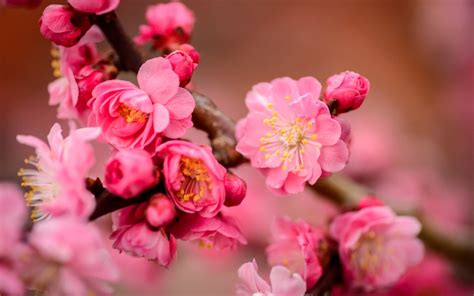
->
<box><xmin>165</xmin><ymin>45</ymin><xmax>200</xmax><ymax>87</ymax></box>
<box><xmin>223</xmin><ymin>173</ymin><xmax>247</xmax><ymax>207</ymax></box>
<box><xmin>104</xmin><ymin>149</ymin><xmax>158</xmax><ymax>198</ymax></box>
<box><xmin>17</xmin><ymin>123</ymin><xmax>100</xmax><ymax>221</ymax></box>
<box><xmin>329</xmin><ymin>205</ymin><xmax>424</xmax><ymax>291</ymax></box>
<box><xmin>89</xmin><ymin>57</ymin><xmax>195</xmax><ymax>153</ymax></box>
<box><xmin>157</xmin><ymin>140</ymin><xmax>227</xmax><ymax>217</ymax></box>
<box><xmin>110</xmin><ymin>203</ymin><xmax>177</xmax><ymax>267</ymax></box>
<box><xmin>236</xmin><ymin>259</ymin><xmax>306</xmax><ymax>296</ymax></box>
<box><xmin>323</xmin><ymin>71</ymin><xmax>370</xmax><ymax>115</ymax></box>
<box><xmin>236</xmin><ymin>77</ymin><xmax>349</xmax><ymax>194</ymax></box>
<box><xmin>67</xmin><ymin>0</ymin><xmax>119</xmax><ymax>15</ymax></box>
<box><xmin>0</xmin><ymin>184</ymin><xmax>28</xmax><ymax>295</ymax></box>
<box><xmin>171</xmin><ymin>213</ymin><xmax>247</xmax><ymax>250</ymax></box>
<box><xmin>266</xmin><ymin>217</ymin><xmax>327</xmax><ymax>289</ymax></box>
<box><xmin>134</xmin><ymin>2</ymin><xmax>195</xmax><ymax>51</ymax></box>
<box><xmin>27</xmin><ymin>217</ymin><xmax>118</xmax><ymax>295</ymax></box>
<box><xmin>146</xmin><ymin>193</ymin><xmax>177</xmax><ymax>228</ymax></box>
<box><xmin>39</xmin><ymin>5</ymin><xmax>92</xmax><ymax>47</ymax></box>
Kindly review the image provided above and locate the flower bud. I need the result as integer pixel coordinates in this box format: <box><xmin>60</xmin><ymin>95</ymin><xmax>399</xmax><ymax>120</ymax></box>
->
<box><xmin>39</xmin><ymin>5</ymin><xmax>92</xmax><ymax>47</ymax></box>
<box><xmin>165</xmin><ymin>46</ymin><xmax>199</xmax><ymax>87</ymax></box>
<box><xmin>224</xmin><ymin>173</ymin><xmax>247</xmax><ymax>207</ymax></box>
<box><xmin>104</xmin><ymin>149</ymin><xmax>158</xmax><ymax>199</ymax></box>
<box><xmin>145</xmin><ymin>194</ymin><xmax>177</xmax><ymax>228</ymax></box>
<box><xmin>323</xmin><ymin>71</ymin><xmax>370</xmax><ymax>115</ymax></box>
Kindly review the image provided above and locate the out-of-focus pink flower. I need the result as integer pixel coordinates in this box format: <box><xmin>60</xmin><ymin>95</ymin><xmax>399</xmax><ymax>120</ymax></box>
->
<box><xmin>236</xmin><ymin>77</ymin><xmax>349</xmax><ymax>194</ymax></box>
<box><xmin>146</xmin><ymin>193</ymin><xmax>177</xmax><ymax>228</ymax></box>
<box><xmin>134</xmin><ymin>2</ymin><xmax>195</xmax><ymax>51</ymax></box>
<box><xmin>157</xmin><ymin>140</ymin><xmax>226</xmax><ymax>217</ymax></box>
<box><xmin>104</xmin><ymin>149</ymin><xmax>158</xmax><ymax>199</ymax></box>
<box><xmin>357</xmin><ymin>196</ymin><xmax>385</xmax><ymax>209</ymax></box>
<box><xmin>48</xmin><ymin>67</ymin><xmax>80</xmax><ymax>119</ymax></box>
<box><xmin>224</xmin><ymin>173</ymin><xmax>247</xmax><ymax>207</ymax></box>
<box><xmin>165</xmin><ymin>45</ymin><xmax>199</xmax><ymax>87</ymax></box>
<box><xmin>67</xmin><ymin>0</ymin><xmax>119</xmax><ymax>15</ymax></box>
<box><xmin>329</xmin><ymin>206</ymin><xmax>424</xmax><ymax>291</ymax></box>
<box><xmin>17</xmin><ymin>123</ymin><xmax>100</xmax><ymax>220</ymax></box>
<box><xmin>1</xmin><ymin>0</ymin><xmax>41</xmax><ymax>8</ymax></box>
<box><xmin>236</xmin><ymin>259</ymin><xmax>306</xmax><ymax>296</ymax></box>
<box><xmin>110</xmin><ymin>204</ymin><xmax>177</xmax><ymax>267</ymax></box>
<box><xmin>323</xmin><ymin>71</ymin><xmax>369</xmax><ymax>115</ymax></box>
<box><xmin>28</xmin><ymin>217</ymin><xmax>118</xmax><ymax>295</ymax></box>
<box><xmin>266</xmin><ymin>217</ymin><xmax>326</xmax><ymax>289</ymax></box>
<box><xmin>0</xmin><ymin>184</ymin><xmax>27</xmax><ymax>296</ymax></box>
<box><xmin>39</xmin><ymin>5</ymin><xmax>92</xmax><ymax>47</ymax></box>
<box><xmin>89</xmin><ymin>57</ymin><xmax>195</xmax><ymax>153</ymax></box>
<box><xmin>172</xmin><ymin>213</ymin><xmax>247</xmax><ymax>250</ymax></box>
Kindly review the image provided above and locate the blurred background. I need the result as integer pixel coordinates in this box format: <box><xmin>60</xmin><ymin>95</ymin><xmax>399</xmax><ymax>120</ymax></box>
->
<box><xmin>1</xmin><ymin>0</ymin><xmax>473</xmax><ymax>295</ymax></box>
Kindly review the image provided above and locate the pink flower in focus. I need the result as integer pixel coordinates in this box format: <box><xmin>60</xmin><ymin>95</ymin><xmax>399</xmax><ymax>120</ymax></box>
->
<box><xmin>28</xmin><ymin>217</ymin><xmax>118</xmax><ymax>295</ymax></box>
<box><xmin>17</xmin><ymin>123</ymin><xmax>100</xmax><ymax>220</ymax></box>
<box><xmin>67</xmin><ymin>0</ymin><xmax>119</xmax><ymax>15</ymax></box>
<box><xmin>104</xmin><ymin>149</ymin><xmax>158</xmax><ymax>199</ymax></box>
<box><xmin>323</xmin><ymin>71</ymin><xmax>370</xmax><ymax>115</ymax></box>
<box><xmin>110</xmin><ymin>204</ymin><xmax>177</xmax><ymax>267</ymax></box>
<box><xmin>134</xmin><ymin>2</ymin><xmax>195</xmax><ymax>51</ymax></box>
<box><xmin>329</xmin><ymin>205</ymin><xmax>424</xmax><ymax>291</ymax></box>
<box><xmin>236</xmin><ymin>259</ymin><xmax>306</xmax><ymax>296</ymax></box>
<box><xmin>165</xmin><ymin>45</ymin><xmax>199</xmax><ymax>87</ymax></box>
<box><xmin>266</xmin><ymin>217</ymin><xmax>326</xmax><ymax>289</ymax></box>
<box><xmin>39</xmin><ymin>5</ymin><xmax>92</xmax><ymax>47</ymax></box>
<box><xmin>236</xmin><ymin>77</ymin><xmax>349</xmax><ymax>194</ymax></box>
<box><xmin>146</xmin><ymin>193</ymin><xmax>177</xmax><ymax>228</ymax></box>
<box><xmin>0</xmin><ymin>184</ymin><xmax>27</xmax><ymax>295</ymax></box>
<box><xmin>89</xmin><ymin>57</ymin><xmax>195</xmax><ymax>153</ymax></box>
<box><xmin>157</xmin><ymin>140</ymin><xmax>226</xmax><ymax>217</ymax></box>
<box><xmin>223</xmin><ymin>173</ymin><xmax>247</xmax><ymax>207</ymax></box>
<box><xmin>171</xmin><ymin>213</ymin><xmax>247</xmax><ymax>250</ymax></box>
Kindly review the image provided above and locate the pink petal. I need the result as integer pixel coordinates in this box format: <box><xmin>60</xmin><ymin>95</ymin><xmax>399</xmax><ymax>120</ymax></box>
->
<box><xmin>237</xmin><ymin>260</ymin><xmax>271</xmax><ymax>295</ymax></box>
<box><xmin>319</xmin><ymin>140</ymin><xmax>349</xmax><ymax>173</ymax></box>
<box><xmin>315</xmin><ymin>115</ymin><xmax>341</xmax><ymax>146</ymax></box>
<box><xmin>164</xmin><ymin>88</ymin><xmax>195</xmax><ymax>120</ymax></box>
<box><xmin>297</xmin><ymin>76</ymin><xmax>321</xmax><ymax>99</ymax></box>
<box><xmin>270</xmin><ymin>266</ymin><xmax>307</xmax><ymax>296</ymax></box>
<box><xmin>152</xmin><ymin>104</ymin><xmax>170</xmax><ymax>133</ymax></box>
<box><xmin>137</xmin><ymin>57</ymin><xmax>179</xmax><ymax>104</ymax></box>
<box><xmin>164</xmin><ymin>117</ymin><xmax>193</xmax><ymax>138</ymax></box>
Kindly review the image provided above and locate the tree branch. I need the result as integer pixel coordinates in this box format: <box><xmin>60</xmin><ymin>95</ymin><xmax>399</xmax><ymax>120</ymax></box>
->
<box><xmin>94</xmin><ymin>9</ymin><xmax>474</xmax><ymax>274</ymax></box>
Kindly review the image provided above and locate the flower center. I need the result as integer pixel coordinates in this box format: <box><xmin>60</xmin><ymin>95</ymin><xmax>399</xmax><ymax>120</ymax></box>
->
<box><xmin>118</xmin><ymin>104</ymin><xmax>149</xmax><ymax>123</ymax></box>
<box><xmin>18</xmin><ymin>156</ymin><xmax>59</xmax><ymax>221</ymax></box>
<box><xmin>259</xmin><ymin>104</ymin><xmax>319</xmax><ymax>171</ymax></box>
<box><xmin>351</xmin><ymin>231</ymin><xmax>386</xmax><ymax>277</ymax></box>
<box><xmin>177</xmin><ymin>157</ymin><xmax>212</xmax><ymax>202</ymax></box>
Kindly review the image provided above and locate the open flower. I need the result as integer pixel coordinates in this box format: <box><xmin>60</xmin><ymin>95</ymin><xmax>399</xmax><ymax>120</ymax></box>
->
<box><xmin>171</xmin><ymin>213</ymin><xmax>247</xmax><ymax>250</ymax></box>
<box><xmin>329</xmin><ymin>205</ymin><xmax>424</xmax><ymax>291</ymax></box>
<box><xmin>89</xmin><ymin>57</ymin><xmax>195</xmax><ymax>153</ymax></box>
<box><xmin>266</xmin><ymin>217</ymin><xmax>327</xmax><ymax>289</ymax></box>
<box><xmin>236</xmin><ymin>259</ymin><xmax>306</xmax><ymax>296</ymax></box>
<box><xmin>67</xmin><ymin>0</ymin><xmax>119</xmax><ymax>15</ymax></box>
<box><xmin>236</xmin><ymin>77</ymin><xmax>349</xmax><ymax>194</ymax></box>
<box><xmin>157</xmin><ymin>140</ymin><xmax>227</xmax><ymax>217</ymax></box>
<box><xmin>17</xmin><ymin>123</ymin><xmax>100</xmax><ymax>221</ymax></box>
<box><xmin>27</xmin><ymin>217</ymin><xmax>118</xmax><ymax>295</ymax></box>
<box><xmin>134</xmin><ymin>2</ymin><xmax>195</xmax><ymax>51</ymax></box>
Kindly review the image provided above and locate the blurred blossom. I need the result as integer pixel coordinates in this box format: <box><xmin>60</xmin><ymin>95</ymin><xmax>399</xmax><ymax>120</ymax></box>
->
<box><xmin>67</xmin><ymin>0</ymin><xmax>119</xmax><ymax>15</ymax></box>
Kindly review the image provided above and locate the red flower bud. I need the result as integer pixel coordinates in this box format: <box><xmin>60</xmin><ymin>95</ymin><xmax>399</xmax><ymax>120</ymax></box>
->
<box><xmin>224</xmin><ymin>173</ymin><xmax>247</xmax><ymax>207</ymax></box>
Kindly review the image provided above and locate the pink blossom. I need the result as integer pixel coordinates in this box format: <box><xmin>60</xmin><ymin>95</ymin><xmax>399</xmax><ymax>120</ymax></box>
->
<box><xmin>39</xmin><ymin>5</ymin><xmax>92</xmax><ymax>47</ymax></box>
<box><xmin>146</xmin><ymin>193</ymin><xmax>177</xmax><ymax>228</ymax></box>
<box><xmin>266</xmin><ymin>217</ymin><xmax>326</xmax><ymax>289</ymax></box>
<box><xmin>134</xmin><ymin>2</ymin><xmax>195</xmax><ymax>51</ymax></box>
<box><xmin>1</xmin><ymin>0</ymin><xmax>40</xmax><ymax>8</ymax></box>
<box><xmin>157</xmin><ymin>140</ymin><xmax>226</xmax><ymax>217</ymax></box>
<box><xmin>236</xmin><ymin>259</ymin><xmax>306</xmax><ymax>296</ymax></box>
<box><xmin>223</xmin><ymin>173</ymin><xmax>247</xmax><ymax>207</ymax></box>
<box><xmin>17</xmin><ymin>123</ymin><xmax>100</xmax><ymax>220</ymax></box>
<box><xmin>236</xmin><ymin>77</ymin><xmax>349</xmax><ymax>194</ymax></box>
<box><xmin>48</xmin><ymin>67</ymin><xmax>79</xmax><ymax>119</ymax></box>
<box><xmin>104</xmin><ymin>149</ymin><xmax>158</xmax><ymax>199</ymax></box>
<box><xmin>28</xmin><ymin>217</ymin><xmax>118</xmax><ymax>295</ymax></box>
<box><xmin>357</xmin><ymin>196</ymin><xmax>385</xmax><ymax>210</ymax></box>
<box><xmin>323</xmin><ymin>71</ymin><xmax>370</xmax><ymax>114</ymax></box>
<box><xmin>329</xmin><ymin>205</ymin><xmax>424</xmax><ymax>291</ymax></box>
<box><xmin>165</xmin><ymin>45</ymin><xmax>199</xmax><ymax>87</ymax></box>
<box><xmin>89</xmin><ymin>57</ymin><xmax>195</xmax><ymax>153</ymax></box>
<box><xmin>67</xmin><ymin>0</ymin><xmax>119</xmax><ymax>15</ymax></box>
<box><xmin>172</xmin><ymin>213</ymin><xmax>247</xmax><ymax>250</ymax></box>
<box><xmin>110</xmin><ymin>204</ymin><xmax>177</xmax><ymax>267</ymax></box>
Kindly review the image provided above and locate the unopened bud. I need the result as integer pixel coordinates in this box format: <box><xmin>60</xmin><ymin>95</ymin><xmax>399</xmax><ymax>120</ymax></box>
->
<box><xmin>146</xmin><ymin>193</ymin><xmax>177</xmax><ymax>228</ymax></box>
<box><xmin>224</xmin><ymin>173</ymin><xmax>247</xmax><ymax>207</ymax></box>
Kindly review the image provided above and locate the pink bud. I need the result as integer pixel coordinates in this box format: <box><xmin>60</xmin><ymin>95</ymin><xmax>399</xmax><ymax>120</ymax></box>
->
<box><xmin>165</xmin><ymin>46</ymin><xmax>199</xmax><ymax>87</ymax></box>
<box><xmin>145</xmin><ymin>194</ymin><xmax>177</xmax><ymax>228</ymax></box>
<box><xmin>224</xmin><ymin>173</ymin><xmax>247</xmax><ymax>207</ymax></box>
<box><xmin>323</xmin><ymin>71</ymin><xmax>370</xmax><ymax>115</ymax></box>
<box><xmin>39</xmin><ymin>5</ymin><xmax>92</xmax><ymax>48</ymax></box>
<box><xmin>357</xmin><ymin>196</ymin><xmax>384</xmax><ymax>210</ymax></box>
<box><xmin>104</xmin><ymin>149</ymin><xmax>158</xmax><ymax>199</ymax></box>
<box><xmin>177</xmin><ymin>44</ymin><xmax>200</xmax><ymax>64</ymax></box>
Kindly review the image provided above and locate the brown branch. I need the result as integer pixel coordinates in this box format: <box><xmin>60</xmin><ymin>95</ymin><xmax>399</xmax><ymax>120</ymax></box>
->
<box><xmin>94</xmin><ymin>9</ymin><xmax>474</xmax><ymax>274</ymax></box>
